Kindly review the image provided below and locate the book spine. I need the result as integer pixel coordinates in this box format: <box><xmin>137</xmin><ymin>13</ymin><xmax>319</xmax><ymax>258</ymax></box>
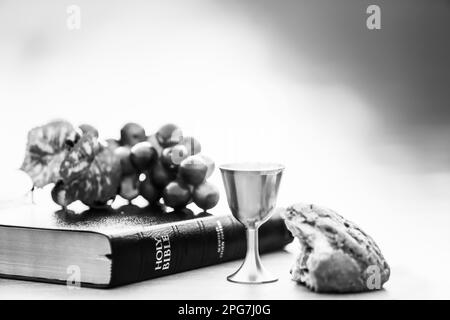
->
<box><xmin>108</xmin><ymin>214</ymin><xmax>293</xmax><ymax>287</ymax></box>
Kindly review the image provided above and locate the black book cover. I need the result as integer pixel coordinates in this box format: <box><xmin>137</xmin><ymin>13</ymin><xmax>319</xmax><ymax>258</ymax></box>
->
<box><xmin>0</xmin><ymin>203</ymin><xmax>293</xmax><ymax>288</ymax></box>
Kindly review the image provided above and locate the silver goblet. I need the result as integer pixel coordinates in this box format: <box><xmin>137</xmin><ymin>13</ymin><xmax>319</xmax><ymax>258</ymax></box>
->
<box><xmin>220</xmin><ymin>162</ymin><xmax>284</xmax><ymax>284</ymax></box>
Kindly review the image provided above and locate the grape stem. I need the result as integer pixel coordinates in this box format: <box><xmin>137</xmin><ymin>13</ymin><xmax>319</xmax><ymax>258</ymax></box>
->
<box><xmin>31</xmin><ymin>186</ymin><xmax>35</xmax><ymax>204</ymax></box>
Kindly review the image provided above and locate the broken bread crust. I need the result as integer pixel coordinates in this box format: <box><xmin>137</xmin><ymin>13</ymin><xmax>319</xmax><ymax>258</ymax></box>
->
<box><xmin>282</xmin><ymin>203</ymin><xmax>390</xmax><ymax>293</ymax></box>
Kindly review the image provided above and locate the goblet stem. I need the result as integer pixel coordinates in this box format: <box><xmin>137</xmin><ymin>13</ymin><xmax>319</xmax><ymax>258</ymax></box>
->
<box><xmin>227</xmin><ymin>226</ymin><xmax>278</xmax><ymax>284</ymax></box>
<box><xmin>244</xmin><ymin>227</ymin><xmax>261</xmax><ymax>269</ymax></box>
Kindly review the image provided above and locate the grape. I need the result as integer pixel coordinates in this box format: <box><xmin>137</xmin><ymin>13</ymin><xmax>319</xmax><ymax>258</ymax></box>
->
<box><xmin>79</xmin><ymin>124</ymin><xmax>99</xmax><ymax>138</ymax></box>
<box><xmin>156</xmin><ymin>123</ymin><xmax>183</xmax><ymax>148</ymax></box>
<box><xmin>180</xmin><ymin>136</ymin><xmax>201</xmax><ymax>156</ymax></box>
<box><xmin>179</xmin><ymin>156</ymin><xmax>207</xmax><ymax>186</ymax></box>
<box><xmin>162</xmin><ymin>180</ymin><xmax>191</xmax><ymax>209</ymax></box>
<box><xmin>139</xmin><ymin>176</ymin><xmax>161</xmax><ymax>204</ymax></box>
<box><xmin>84</xmin><ymin>199</ymin><xmax>114</xmax><ymax>209</ymax></box>
<box><xmin>193</xmin><ymin>181</ymin><xmax>220</xmax><ymax>211</ymax></box>
<box><xmin>114</xmin><ymin>146</ymin><xmax>136</xmax><ymax>175</ymax></box>
<box><xmin>161</xmin><ymin>148</ymin><xmax>174</xmax><ymax>169</ymax></box>
<box><xmin>130</xmin><ymin>141</ymin><xmax>157</xmax><ymax>172</ymax></box>
<box><xmin>51</xmin><ymin>181</ymin><xmax>72</xmax><ymax>208</ymax></box>
<box><xmin>161</xmin><ymin>145</ymin><xmax>189</xmax><ymax>169</ymax></box>
<box><xmin>120</xmin><ymin>123</ymin><xmax>146</xmax><ymax>146</ymax></box>
<box><xmin>197</xmin><ymin>154</ymin><xmax>215</xmax><ymax>178</ymax></box>
<box><xmin>171</xmin><ymin>145</ymin><xmax>189</xmax><ymax>165</ymax></box>
<box><xmin>147</xmin><ymin>134</ymin><xmax>163</xmax><ymax>156</ymax></box>
<box><xmin>119</xmin><ymin>174</ymin><xmax>140</xmax><ymax>201</ymax></box>
<box><xmin>151</xmin><ymin>160</ymin><xmax>175</xmax><ymax>188</ymax></box>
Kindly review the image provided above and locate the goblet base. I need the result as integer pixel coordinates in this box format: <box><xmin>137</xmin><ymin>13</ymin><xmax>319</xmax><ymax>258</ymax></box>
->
<box><xmin>227</xmin><ymin>264</ymin><xmax>278</xmax><ymax>284</ymax></box>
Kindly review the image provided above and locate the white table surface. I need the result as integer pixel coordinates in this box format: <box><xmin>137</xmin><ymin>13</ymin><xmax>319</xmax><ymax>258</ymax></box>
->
<box><xmin>1</xmin><ymin>170</ymin><xmax>450</xmax><ymax>300</ymax></box>
<box><xmin>0</xmin><ymin>207</ymin><xmax>449</xmax><ymax>300</ymax></box>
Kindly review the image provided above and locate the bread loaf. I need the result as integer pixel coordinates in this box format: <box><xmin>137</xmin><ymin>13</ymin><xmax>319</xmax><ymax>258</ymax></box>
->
<box><xmin>281</xmin><ymin>203</ymin><xmax>390</xmax><ymax>293</ymax></box>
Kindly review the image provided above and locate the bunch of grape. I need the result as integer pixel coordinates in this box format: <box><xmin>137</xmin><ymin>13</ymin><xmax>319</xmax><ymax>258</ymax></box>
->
<box><xmin>110</xmin><ymin>123</ymin><xmax>220</xmax><ymax>211</ymax></box>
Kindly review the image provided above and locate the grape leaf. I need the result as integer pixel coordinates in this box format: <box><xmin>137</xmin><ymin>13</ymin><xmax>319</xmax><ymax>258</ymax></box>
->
<box><xmin>21</xmin><ymin>120</ymin><xmax>79</xmax><ymax>188</ymax></box>
<box><xmin>59</xmin><ymin>134</ymin><xmax>122</xmax><ymax>207</ymax></box>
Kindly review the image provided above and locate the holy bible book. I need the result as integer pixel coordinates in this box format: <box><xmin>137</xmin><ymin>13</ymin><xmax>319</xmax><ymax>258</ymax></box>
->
<box><xmin>0</xmin><ymin>204</ymin><xmax>293</xmax><ymax>288</ymax></box>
